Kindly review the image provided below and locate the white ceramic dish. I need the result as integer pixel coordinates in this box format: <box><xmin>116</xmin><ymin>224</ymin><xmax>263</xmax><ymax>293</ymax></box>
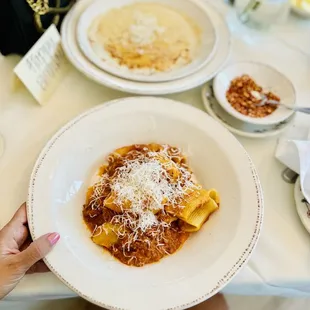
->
<box><xmin>213</xmin><ymin>62</ymin><xmax>296</xmax><ymax>126</ymax></box>
<box><xmin>77</xmin><ymin>0</ymin><xmax>217</xmax><ymax>82</ymax></box>
<box><xmin>61</xmin><ymin>0</ymin><xmax>231</xmax><ymax>95</ymax></box>
<box><xmin>294</xmin><ymin>176</ymin><xmax>310</xmax><ymax>234</ymax></box>
<box><xmin>291</xmin><ymin>0</ymin><xmax>310</xmax><ymax>18</ymax></box>
<box><xmin>27</xmin><ymin>97</ymin><xmax>263</xmax><ymax>310</ymax></box>
<box><xmin>201</xmin><ymin>83</ymin><xmax>295</xmax><ymax>139</ymax></box>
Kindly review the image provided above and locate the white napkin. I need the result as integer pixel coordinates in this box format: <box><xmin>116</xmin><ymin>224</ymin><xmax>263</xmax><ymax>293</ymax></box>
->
<box><xmin>275</xmin><ymin>126</ymin><xmax>310</xmax><ymax>203</ymax></box>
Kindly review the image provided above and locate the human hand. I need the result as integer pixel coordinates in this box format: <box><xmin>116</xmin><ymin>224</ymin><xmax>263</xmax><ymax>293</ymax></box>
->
<box><xmin>0</xmin><ymin>203</ymin><xmax>60</xmax><ymax>299</ymax></box>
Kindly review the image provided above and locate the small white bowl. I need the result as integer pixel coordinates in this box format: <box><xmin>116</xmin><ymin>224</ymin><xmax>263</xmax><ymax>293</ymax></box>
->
<box><xmin>201</xmin><ymin>83</ymin><xmax>295</xmax><ymax>139</ymax></box>
<box><xmin>213</xmin><ymin>62</ymin><xmax>296</xmax><ymax>126</ymax></box>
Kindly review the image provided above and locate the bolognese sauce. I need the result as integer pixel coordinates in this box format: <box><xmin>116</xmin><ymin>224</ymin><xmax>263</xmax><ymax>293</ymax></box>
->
<box><xmin>82</xmin><ymin>144</ymin><xmax>219</xmax><ymax>267</ymax></box>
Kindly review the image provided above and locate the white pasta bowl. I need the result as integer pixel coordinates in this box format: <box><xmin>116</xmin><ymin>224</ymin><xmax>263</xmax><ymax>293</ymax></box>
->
<box><xmin>213</xmin><ymin>62</ymin><xmax>296</xmax><ymax>126</ymax></box>
<box><xmin>76</xmin><ymin>0</ymin><xmax>217</xmax><ymax>82</ymax></box>
<box><xmin>27</xmin><ymin>97</ymin><xmax>263</xmax><ymax>310</ymax></box>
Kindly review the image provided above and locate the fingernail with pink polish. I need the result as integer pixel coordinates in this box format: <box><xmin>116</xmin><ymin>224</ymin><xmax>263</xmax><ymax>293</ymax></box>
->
<box><xmin>48</xmin><ymin>232</ymin><xmax>60</xmax><ymax>245</ymax></box>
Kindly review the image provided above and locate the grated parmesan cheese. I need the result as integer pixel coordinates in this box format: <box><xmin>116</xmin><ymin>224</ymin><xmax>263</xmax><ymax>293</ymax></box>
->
<box><xmin>128</xmin><ymin>11</ymin><xmax>165</xmax><ymax>46</ymax></box>
<box><xmin>89</xmin><ymin>145</ymin><xmax>200</xmax><ymax>252</ymax></box>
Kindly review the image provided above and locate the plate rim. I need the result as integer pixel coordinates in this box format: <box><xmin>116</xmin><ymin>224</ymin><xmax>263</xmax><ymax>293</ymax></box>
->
<box><xmin>60</xmin><ymin>0</ymin><xmax>231</xmax><ymax>95</ymax></box>
<box><xmin>201</xmin><ymin>83</ymin><xmax>295</xmax><ymax>139</ymax></box>
<box><xmin>76</xmin><ymin>0</ymin><xmax>218</xmax><ymax>82</ymax></box>
<box><xmin>27</xmin><ymin>97</ymin><xmax>264</xmax><ymax>310</ymax></box>
<box><xmin>294</xmin><ymin>176</ymin><xmax>310</xmax><ymax>234</ymax></box>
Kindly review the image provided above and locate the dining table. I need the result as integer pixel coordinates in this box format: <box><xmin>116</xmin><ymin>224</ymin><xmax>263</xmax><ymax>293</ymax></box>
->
<box><xmin>1</xmin><ymin>0</ymin><xmax>310</xmax><ymax>301</ymax></box>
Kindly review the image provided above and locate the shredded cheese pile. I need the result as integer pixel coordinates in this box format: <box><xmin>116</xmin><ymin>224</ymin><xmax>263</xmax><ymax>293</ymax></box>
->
<box><xmin>127</xmin><ymin>11</ymin><xmax>165</xmax><ymax>46</ymax></box>
<box><xmin>89</xmin><ymin>146</ymin><xmax>200</xmax><ymax>252</ymax></box>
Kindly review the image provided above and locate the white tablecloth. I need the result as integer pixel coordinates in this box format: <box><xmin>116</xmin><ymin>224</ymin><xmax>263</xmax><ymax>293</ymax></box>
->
<box><xmin>1</xmin><ymin>0</ymin><xmax>310</xmax><ymax>300</ymax></box>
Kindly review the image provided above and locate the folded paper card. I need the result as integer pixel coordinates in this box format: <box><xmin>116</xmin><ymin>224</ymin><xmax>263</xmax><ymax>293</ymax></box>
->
<box><xmin>14</xmin><ymin>25</ymin><xmax>68</xmax><ymax>105</ymax></box>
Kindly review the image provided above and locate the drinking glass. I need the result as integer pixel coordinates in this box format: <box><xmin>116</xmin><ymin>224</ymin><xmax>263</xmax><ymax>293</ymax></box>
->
<box><xmin>235</xmin><ymin>0</ymin><xmax>290</xmax><ymax>29</ymax></box>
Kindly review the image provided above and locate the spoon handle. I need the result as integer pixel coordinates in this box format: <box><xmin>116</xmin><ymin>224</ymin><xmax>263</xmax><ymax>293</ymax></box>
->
<box><xmin>272</xmin><ymin>102</ymin><xmax>310</xmax><ymax>114</ymax></box>
<box><xmin>293</xmin><ymin>107</ymin><xmax>310</xmax><ymax>114</ymax></box>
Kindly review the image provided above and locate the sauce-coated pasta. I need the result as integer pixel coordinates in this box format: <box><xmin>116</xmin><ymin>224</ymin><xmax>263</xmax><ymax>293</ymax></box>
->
<box><xmin>83</xmin><ymin>144</ymin><xmax>219</xmax><ymax>267</ymax></box>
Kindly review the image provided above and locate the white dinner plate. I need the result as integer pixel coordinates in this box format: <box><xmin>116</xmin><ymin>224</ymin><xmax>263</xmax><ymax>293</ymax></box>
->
<box><xmin>28</xmin><ymin>97</ymin><xmax>263</xmax><ymax>310</ymax></box>
<box><xmin>201</xmin><ymin>83</ymin><xmax>295</xmax><ymax>139</ymax></box>
<box><xmin>77</xmin><ymin>0</ymin><xmax>217</xmax><ymax>82</ymax></box>
<box><xmin>294</xmin><ymin>176</ymin><xmax>310</xmax><ymax>234</ymax></box>
<box><xmin>61</xmin><ymin>0</ymin><xmax>231</xmax><ymax>95</ymax></box>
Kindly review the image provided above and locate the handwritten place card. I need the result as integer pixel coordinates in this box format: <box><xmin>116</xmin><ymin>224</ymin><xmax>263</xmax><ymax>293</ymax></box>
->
<box><xmin>14</xmin><ymin>24</ymin><xmax>68</xmax><ymax>105</ymax></box>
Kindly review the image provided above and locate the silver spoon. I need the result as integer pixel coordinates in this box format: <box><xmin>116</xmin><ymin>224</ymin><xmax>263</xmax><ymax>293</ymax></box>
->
<box><xmin>251</xmin><ymin>91</ymin><xmax>310</xmax><ymax>114</ymax></box>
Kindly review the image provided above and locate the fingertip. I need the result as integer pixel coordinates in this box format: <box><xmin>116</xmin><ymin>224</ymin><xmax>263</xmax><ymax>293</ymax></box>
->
<box><xmin>47</xmin><ymin>232</ymin><xmax>60</xmax><ymax>246</ymax></box>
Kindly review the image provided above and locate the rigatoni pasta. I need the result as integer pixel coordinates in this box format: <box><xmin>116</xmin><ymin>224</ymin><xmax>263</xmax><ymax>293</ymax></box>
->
<box><xmin>83</xmin><ymin>144</ymin><xmax>219</xmax><ymax>267</ymax></box>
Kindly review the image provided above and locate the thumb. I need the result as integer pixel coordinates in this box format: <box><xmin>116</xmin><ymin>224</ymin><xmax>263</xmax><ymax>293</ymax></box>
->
<box><xmin>17</xmin><ymin>233</ymin><xmax>60</xmax><ymax>272</ymax></box>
